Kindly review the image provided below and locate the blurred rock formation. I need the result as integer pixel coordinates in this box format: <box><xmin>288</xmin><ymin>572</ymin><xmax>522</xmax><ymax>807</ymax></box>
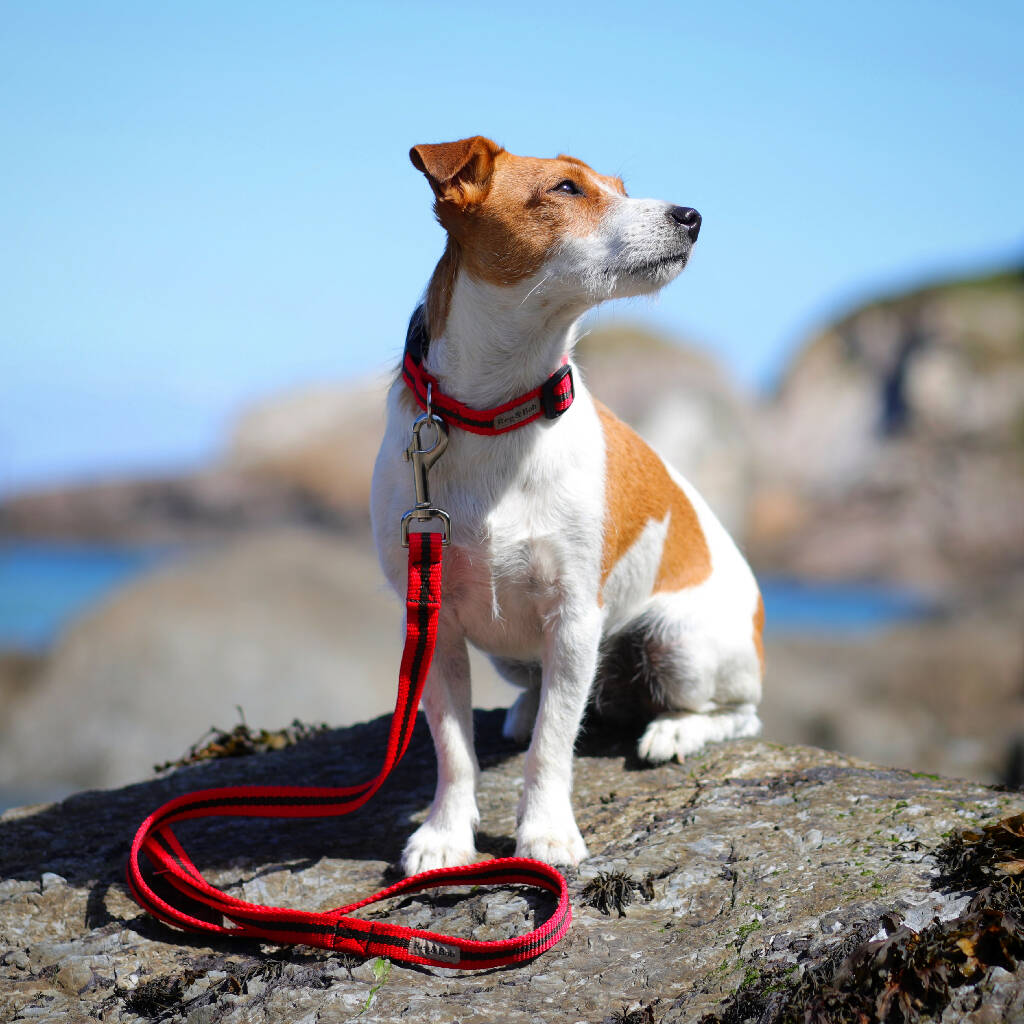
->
<box><xmin>749</xmin><ymin>266</ymin><xmax>1024</xmax><ymax>591</ymax></box>
<box><xmin>0</xmin><ymin>324</ymin><xmax>755</xmax><ymax>545</ymax></box>
<box><xmin>0</xmin><ymin>528</ymin><xmax>515</xmax><ymax>791</ymax></box>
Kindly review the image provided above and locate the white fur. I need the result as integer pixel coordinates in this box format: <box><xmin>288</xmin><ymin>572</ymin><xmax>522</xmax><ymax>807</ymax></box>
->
<box><xmin>371</xmin><ymin>179</ymin><xmax>761</xmax><ymax>874</ymax></box>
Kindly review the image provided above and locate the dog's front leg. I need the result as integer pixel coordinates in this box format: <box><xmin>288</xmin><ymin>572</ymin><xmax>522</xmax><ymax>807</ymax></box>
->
<box><xmin>402</xmin><ymin>619</ymin><xmax>480</xmax><ymax>875</ymax></box>
<box><xmin>515</xmin><ymin>606</ymin><xmax>601</xmax><ymax>866</ymax></box>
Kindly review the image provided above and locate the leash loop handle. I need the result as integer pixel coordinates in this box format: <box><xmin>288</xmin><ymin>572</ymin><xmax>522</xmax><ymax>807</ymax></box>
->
<box><xmin>127</xmin><ymin>532</ymin><xmax>571</xmax><ymax>969</ymax></box>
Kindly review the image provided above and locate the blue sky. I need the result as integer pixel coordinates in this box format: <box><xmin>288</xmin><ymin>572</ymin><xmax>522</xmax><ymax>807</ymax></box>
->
<box><xmin>2</xmin><ymin>1</ymin><xmax>1022</xmax><ymax>495</ymax></box>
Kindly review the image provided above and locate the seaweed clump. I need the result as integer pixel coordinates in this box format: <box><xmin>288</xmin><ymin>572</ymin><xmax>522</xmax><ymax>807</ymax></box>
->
<box><xmin>122</xmin><ymin>971</ymin><xmax>200</xmax><ymax>1017</ymax></box>
<box><xmin>116</xmin><ymin>952</ymin><xmax>343</xmax><ymax>1021</ymax></box>
<box><xmin>604</xmin><ymin>1002</ymin><xmax>658</xmax><ymax>1024</ymax></box>
<box><xmin>699</xmin><ymin>811</ymin><xmax>1024</xmax><ymax>1024</ymax></box>
<box><xmin>581</xmin><ymin>870</ymin><xmax>655</xmax><ymax>917</ymax></box>
<box><xmin>155</xmin><ymin>709</ymin><xmax>328</xmax><ymax>772</ymax></box>
<box><xmin>934</xmin><ymin>811</ymin><xmax>1024</xmax><ymax>914</ymax></box>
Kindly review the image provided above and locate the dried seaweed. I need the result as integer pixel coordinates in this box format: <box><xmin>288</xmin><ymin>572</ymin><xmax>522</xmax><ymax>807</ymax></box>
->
<box><xmin>581</xmin><ymin>870</ymin><xmax>655</xmax><ymax>917</ymax></box>
<box><xmin>122</xmin><ymin>971</ymin><xmax>199</xmax><ymax>1016</ymax></box>
<box><xmin>934</xmin><ymin>811</ymin><xmax>1024</xmax><ymax>890</ymax></box>
<box><xmin>154</xmin><ymin>707</ymin><xmax>328</xmax><ymax>772</ymax></box>
<box><xmin>117</xmin><ymin>952</ymin><xmax>345</xmax><ymax>1021</ymax></box>
<box><xmin>700</xmin><ymin>810</ymin><xmax>1024</xmax><ymax>1024</ymax></box>
<box><xmin>604</xmin><ymin>1002</ymin><xmax>658</xmax><ymax>1024</ymax></box>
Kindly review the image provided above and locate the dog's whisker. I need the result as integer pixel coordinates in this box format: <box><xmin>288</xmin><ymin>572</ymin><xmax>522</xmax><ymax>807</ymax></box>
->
<box><xmin>520</xmin><ymin>274</ymin><xmax>552</xmax><ymax>306</ymax></box>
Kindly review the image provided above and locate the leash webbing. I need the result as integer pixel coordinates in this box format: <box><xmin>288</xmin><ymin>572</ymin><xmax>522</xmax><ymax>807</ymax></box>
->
<box><xmin>127</xmin><ymin>532</ymin><xmax>571</xmax><ymax>969</ymax></box>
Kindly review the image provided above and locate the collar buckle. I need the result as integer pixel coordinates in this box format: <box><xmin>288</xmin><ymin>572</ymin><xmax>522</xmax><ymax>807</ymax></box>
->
<box><xmin>540</xmin><ymin>363</ymin><xmax>575</xmax><ymax>420</ymax></box>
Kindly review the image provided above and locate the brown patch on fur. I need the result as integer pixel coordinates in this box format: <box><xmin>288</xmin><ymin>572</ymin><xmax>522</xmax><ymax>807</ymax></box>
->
<box><xmin>753</xmin><ymin>592</ymin><xmax>765</xmax><ymax>674</ymax></box>
<box><xmin>597</xmin><ymin>402</ymin><xmax>711</xmax><ymax>595</ymax></box>
<box><xmin>410</xmin><ymin>136</ymin><xmax>627</xmax><ymax>289</ymax></box>
<box><xmin>425</xmin><ymin>238</ymin><xmax>461</xmax><ymax>340</ymax></box>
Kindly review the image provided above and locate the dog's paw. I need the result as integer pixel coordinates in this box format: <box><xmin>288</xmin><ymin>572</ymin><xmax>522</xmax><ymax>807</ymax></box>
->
<box><xmin>516</xmin><ymin>821</ymin><xmax>588</xmax><ymax>867</ymax></box>
<box><xmin>401</xmin><ymin>824</ymin><xmax>478</xmax><ymax>876</ymax></box>
<box><xmin>638</xmin><ymin>709</ymin><xmax>761</xmax><ymax>764</ymax></box>
<box><xmin>638</xmin><ymin>715</ymin><xmax>705</xmax><ymax>763</ymax></box>
<box><xmin>502</xmin><ymin>689</ymin><xmax>540</xmax><ymax>746</ymax></box>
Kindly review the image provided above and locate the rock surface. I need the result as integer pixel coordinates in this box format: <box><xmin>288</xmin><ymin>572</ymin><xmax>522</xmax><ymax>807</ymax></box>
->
<box><xmin>1</xmin><ymin>713</ymin><xmax>1021</xmax><ymax>1023</ymax></box>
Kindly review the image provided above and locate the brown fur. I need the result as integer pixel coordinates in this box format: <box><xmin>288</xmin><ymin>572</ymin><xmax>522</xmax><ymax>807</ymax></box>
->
<box><xmin>597</xmin><ymin>402</ymin><xmax>712</xmax><ymax>596</ymax></box>
<box><xmin>411</xmin><ymin>137</ymin><xmax>627</xmax><ymax>334</ymax></box>
<box><xmin>425</xmin><ymin>239</ymin><xmax>461</xmax><ymax>342</ymax></box>
<box><xmin>753</xmin><ymin>593</ymin><xmax>765</xmax><ymax>673</ymax></box>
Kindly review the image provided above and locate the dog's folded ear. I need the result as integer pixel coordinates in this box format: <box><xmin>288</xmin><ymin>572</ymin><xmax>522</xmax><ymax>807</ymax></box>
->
<box><xmin>410</xmin><ymin>136</ymin><xmax>502</xmax><ymax>207</ymax></box>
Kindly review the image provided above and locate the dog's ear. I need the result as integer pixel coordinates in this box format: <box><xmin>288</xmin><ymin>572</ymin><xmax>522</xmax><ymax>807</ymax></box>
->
<box><xmin>410</xmin><ymin>136</ymin><xmax>502</xmax><ymax>207</ymax></box>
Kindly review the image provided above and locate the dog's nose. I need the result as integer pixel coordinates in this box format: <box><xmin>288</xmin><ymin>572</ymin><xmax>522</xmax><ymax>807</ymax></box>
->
<box><xmin>669</xmin><ymin>206</ymin><xmax>701</xmax><ymax>242</ymax></box>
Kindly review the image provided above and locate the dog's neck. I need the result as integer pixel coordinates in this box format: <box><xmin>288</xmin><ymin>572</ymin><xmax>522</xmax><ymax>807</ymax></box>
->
<box><xmin>422</xmin><ymin>268</ymin><xmax>588</xmax><ymax>409</ymax></box>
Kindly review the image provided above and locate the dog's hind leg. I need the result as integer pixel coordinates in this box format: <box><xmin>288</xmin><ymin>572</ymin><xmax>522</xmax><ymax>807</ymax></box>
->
<box><xmin>599</xmin><ymin>605</ymin><xmax>762</xmax><ymax>765</ymax></box>
<box><xmin>401</xmin><ymin>622</ymin><xmax>481</xmax><ymax>875</ymax></box>
<box><xmin>638</xmin><ymin>703</ymin><xmax>762</xmax><ymax>764</ymax></box>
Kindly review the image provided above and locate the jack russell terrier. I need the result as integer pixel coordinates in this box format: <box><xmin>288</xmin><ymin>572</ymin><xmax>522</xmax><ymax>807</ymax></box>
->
<box><xmin>371</xmin><ymin>136</ymin><xmax>764</xmax><ymax>874</ymax></box>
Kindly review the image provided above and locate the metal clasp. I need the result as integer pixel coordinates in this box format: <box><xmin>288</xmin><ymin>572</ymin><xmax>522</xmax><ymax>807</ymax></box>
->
<box><xmin>400</xmin><ymin>411</ymin><xmax>451</xmax><ymax>547</ymax></box>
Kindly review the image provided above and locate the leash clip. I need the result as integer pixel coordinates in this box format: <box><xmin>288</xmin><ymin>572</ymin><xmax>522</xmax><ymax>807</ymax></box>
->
<box><xmin>401</xmin><ymin>411</ymin><xmax>451</xmax><ymax>547</ymax></box>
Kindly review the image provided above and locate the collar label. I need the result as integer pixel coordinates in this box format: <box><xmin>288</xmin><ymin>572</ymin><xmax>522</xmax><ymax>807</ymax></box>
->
<box><xmin>493</xmin><ymin>397</ymin><xmax>541</xmax><ymax>431</ymax></box>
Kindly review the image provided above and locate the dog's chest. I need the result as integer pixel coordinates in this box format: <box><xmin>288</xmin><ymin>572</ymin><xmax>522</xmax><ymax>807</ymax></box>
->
<box><xmin>435</xmin><ymin>448</ymin><xmax>603</xmax><ymax>658</ymax></box>
<box><xmin>441</xmin><ymin>500</ymin><xmax>568</xmax><ymax>659</ymax></box>
<box><xmin>373</xmin><ymin>387</ymin><xmax>607</xmax><ymax>657</ymax></box>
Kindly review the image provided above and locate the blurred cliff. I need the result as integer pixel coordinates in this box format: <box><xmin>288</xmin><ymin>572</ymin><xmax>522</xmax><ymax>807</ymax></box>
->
<box><xmin>1</xmin><ymin>266</ymin><xmax>1022</xmax><ymax>797</ymax></box>
<box><xmin>750</xmin><ymin>267</ymin><xmax>1024</xmax><ymax>591</ymax></box>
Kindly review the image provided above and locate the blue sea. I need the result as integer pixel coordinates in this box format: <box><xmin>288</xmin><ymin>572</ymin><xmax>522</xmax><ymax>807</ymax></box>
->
<box><xmin>0</xmin><ymin>542</ymin><xmax>176</xmax><ymax>650</ymax></box>
<box><xmin>0</xmin><ymin>541</ymin><xmax>935</xmax><ymax>652</ymax></box>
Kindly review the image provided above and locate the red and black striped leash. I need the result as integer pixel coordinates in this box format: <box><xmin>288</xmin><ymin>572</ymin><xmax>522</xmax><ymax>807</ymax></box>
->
<box><xmin>127</xmin><ymin>402</ymin><xmax>572</xmax><ymax>969</ymax></box>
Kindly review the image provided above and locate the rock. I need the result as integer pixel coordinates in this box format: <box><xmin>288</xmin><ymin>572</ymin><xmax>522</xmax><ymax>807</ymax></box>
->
<box><xmin>0</xmin><ymin>528</ymin><xmax>516</xmax><ymax>793</ymax></box>
<box><xmin>226</xmin><ymin>378</ymin><xmax>386</xmax><ymax>519</ymax></box>
<box><xmin>761</xmin><ymin>574</ymin><xmax>1024</xmax><ymax>786</ymax></box>
<box><xmin>1</xmin><ymin>710</ymin><xmax>1021</xmax><ymax>1023</ymax></box>
<box><xmin>56</xmin><ymin>958</ymin><xmax>94</xmax><ymax>995</ymax></box>
<box><xmin>5</xmin><ymin>950</ymin><xmax>29</xmax><ymax>970</ymax></box>
<box><xmin>0</xmin><ymin>469</ymin><xmax>350</xmax><ymax>546</ymax></box>
<box><xmin>749</xmin><ymin>265</ymin><xmax>1024</xmax><ymax>591</ymax></box>
<box><xmin>941</xmin><ymin>966</ymin><xmax>1024</xmax><ymax>1023</ymax></box>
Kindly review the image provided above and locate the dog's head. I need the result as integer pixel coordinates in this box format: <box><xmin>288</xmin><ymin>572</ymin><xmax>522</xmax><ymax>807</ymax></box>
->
<box><xmin>410</xmin><ymin>136</ymin><xmax>700</xmax><ymax>316</ymax></box>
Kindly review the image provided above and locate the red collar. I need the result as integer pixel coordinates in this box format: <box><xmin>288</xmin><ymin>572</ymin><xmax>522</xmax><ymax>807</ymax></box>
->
<box><xmin>401</xmin><ymin>306</ymin><xmax>575</xmax><ymax>435</ymax></box>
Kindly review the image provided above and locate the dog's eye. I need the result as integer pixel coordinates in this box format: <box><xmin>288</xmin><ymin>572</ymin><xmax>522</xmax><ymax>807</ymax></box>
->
<box><xmin>550</xmin><ymin>179</ymin><xmax>583</xmax><ymax>196</ymax></box>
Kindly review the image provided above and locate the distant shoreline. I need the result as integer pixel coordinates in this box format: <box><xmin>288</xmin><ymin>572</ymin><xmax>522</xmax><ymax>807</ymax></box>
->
<box><xmin>0</xmin><ymin>537</ymin><xmax>937</xmax><ymax>655</ymax></box>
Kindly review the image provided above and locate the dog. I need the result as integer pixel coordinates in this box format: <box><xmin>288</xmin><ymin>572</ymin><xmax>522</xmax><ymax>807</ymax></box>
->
<box><xmin>371</xmin><ymin>136</ymin><xmax>764</xmax><ymax>874</ymax></box>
